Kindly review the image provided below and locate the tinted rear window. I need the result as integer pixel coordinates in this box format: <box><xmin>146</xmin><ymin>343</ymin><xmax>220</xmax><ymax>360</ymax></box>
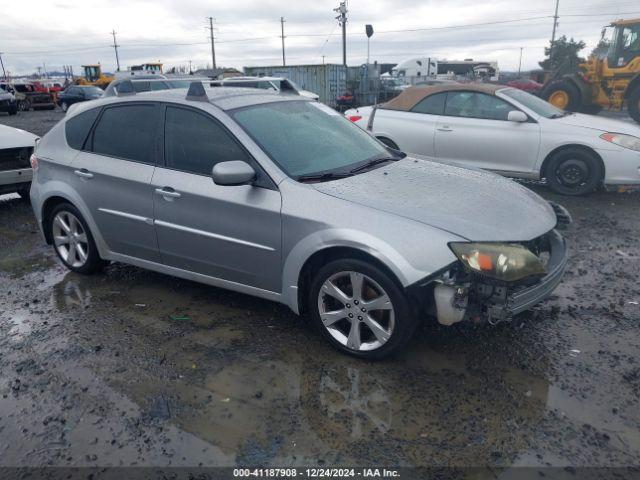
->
<box><xmin>91</xmin><ymin>104</ymin><xmax>158</xmax><ymax>164</ymax></box>
<box><xmin>65</xmin><ymin>108</ymin><xmax>101</xmax><ymax>150</ymax></box>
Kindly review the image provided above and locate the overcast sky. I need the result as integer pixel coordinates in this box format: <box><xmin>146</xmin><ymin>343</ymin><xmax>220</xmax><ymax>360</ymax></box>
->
<box><xmin>1</xmin><ymin>0</ymin><xmax>639</xmax><ymax>76</ymax></box>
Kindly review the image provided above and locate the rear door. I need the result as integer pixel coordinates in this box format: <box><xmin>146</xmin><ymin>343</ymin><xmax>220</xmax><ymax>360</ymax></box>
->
<box><xmin>151</xmin><ymin>104</ymin><xmax>282</xmax><ymax>292</ymax></box>
<box><xmin>434</xmin><ymin>91</ymin><xmax>540</xmax><ymax>173</ymax></box>
<box><xmin>70</xmin><ymin>102</ymin><xmax>161</xmax><ymax>262</ymax></box>
<box><xmin>373</xmin><ymin>92</ymin><xmax>445</xmax><ymax>157</ymax></box>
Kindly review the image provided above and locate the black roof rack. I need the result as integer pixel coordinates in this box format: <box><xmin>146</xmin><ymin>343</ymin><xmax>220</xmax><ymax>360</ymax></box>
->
<box><xmin>186</xmin><ymin>81</ymin><xmax>209</xmax><ymax>102</ymax></box>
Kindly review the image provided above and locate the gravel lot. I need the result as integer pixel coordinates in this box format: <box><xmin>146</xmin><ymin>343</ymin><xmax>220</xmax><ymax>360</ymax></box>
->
<box><xmin>0</xmin><ymin>108</ymin><xmax>639</xmax><ymax>472</ymax></box>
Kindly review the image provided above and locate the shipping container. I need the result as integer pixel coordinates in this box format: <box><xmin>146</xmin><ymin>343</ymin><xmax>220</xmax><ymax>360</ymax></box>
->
<box><xmin>243</xmin><ymin>64</ymin><xmax>347</xmax><ymax>107</ymax></box>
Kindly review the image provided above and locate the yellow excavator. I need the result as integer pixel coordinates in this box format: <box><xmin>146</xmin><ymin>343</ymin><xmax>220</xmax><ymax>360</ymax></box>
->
<box><xmin>541</xmin><ymin>18</ymin><xmax>640</xmax><ymax>123</ymax></box>
<box><xmin>74</xmin><ymin>64</ymin><xmax>115</xmax><ymax>89</ymax></box>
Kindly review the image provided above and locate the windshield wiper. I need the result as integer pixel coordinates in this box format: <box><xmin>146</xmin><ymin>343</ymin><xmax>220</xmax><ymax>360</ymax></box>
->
<box><xmin>349</xmin><ymin>157</ymin><xmax>398</xmax><ymax>174</ymax></box>
<box><xmin>296</xmin><ymin>171</ymin><xmax>353</xmax><ymax>183</ymax></box>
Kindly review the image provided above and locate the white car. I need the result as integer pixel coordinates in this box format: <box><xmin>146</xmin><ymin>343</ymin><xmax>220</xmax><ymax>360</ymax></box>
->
<box><xmin>213</xmin><ymin>76</ymin><xmax>320</xmax><ymax>101</ymax></box>
<box><xmin>0</xmin><ymin>124</ymin><xmax>39</xmax><ymax>198</ymax></box>
<box><xmin>346</xmin><ymin>84</ymin><xmax>640</xmax><ymax>195</ymax></box>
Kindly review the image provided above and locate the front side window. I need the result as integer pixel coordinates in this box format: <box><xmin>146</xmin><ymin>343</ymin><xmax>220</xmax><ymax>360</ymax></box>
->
<box><xmin>91</xmin><ymin>104</ymin><xmax>157</xmax><ymax>164</ymax></box>
<box><xmin>164</xmin><ymin>106</ymin><xmax>250</xmax><ymax>176</ymax></box>
<box><xmin>411</xmin><ymin>92</ymin><xmax>446</xmax><ymax>115</ymax></box>
<box><xmin>232</xmin><ymin>100</ymin><xmax>388</xmax><ymax>178</ymax></box>
<box><xmin>444</xmin><ymin>91</ymin><xmax>513</xmax><ymax>121</ymax></box>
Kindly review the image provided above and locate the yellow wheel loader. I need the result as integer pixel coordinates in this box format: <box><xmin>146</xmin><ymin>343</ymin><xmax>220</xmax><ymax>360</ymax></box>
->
<box><xmin>74</xmin><ymin>65</ymin><xmax>115</xmax><ymax>90</ymax></box>
<box><xmin>541</xmin><ymin>18</ymin><xmax>640</xmax><ymax>123</ymax></box>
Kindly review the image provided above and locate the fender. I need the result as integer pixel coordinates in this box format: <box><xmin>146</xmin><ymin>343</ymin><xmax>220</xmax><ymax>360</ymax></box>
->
<box><xmin>37</xmin><ymin>180</ymin><xmax>111</xmax><ymax>259</ymax></box>
<box><xmin>281</xmin><ymin>228</ymin><xmax>429</xmax><ymax>314</ymax></box>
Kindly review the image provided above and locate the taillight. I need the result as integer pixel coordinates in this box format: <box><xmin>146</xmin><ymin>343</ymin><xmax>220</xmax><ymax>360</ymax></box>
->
<box><xmin>30</xmin><ymin>153</ymin><xmax>39</xmax><ymax>170</ymax></box>
<box><xmin>347</xmin><ymin>115</ymin><xmax>362</xmax><ymax>123</ymax></box>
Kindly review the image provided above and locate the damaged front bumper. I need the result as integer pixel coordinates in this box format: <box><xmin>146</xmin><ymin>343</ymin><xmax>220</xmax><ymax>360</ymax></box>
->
<box><xmin>429</xmin><ymin>229</ymin><xmax>568</xmax><ymax>326</ymax></box>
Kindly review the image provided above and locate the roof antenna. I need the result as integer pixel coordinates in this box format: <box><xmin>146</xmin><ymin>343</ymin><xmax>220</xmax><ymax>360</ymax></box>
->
<box><xmin>186</xmin><ymin>81</ymin><xmax>208</xmax><ymax>101</ymax></box>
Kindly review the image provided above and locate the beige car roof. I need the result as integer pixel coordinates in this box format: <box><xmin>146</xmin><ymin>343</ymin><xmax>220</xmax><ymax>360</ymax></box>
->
<box><xmin>382</xmin><ymin>83</ymin><xmax>504</xmax><ymax>111</ymax></box>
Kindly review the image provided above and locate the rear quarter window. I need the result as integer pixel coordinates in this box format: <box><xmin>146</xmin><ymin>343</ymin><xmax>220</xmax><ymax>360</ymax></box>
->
<box><xmin>65</xmin><ymin>108</ymin><xmax>101</xmax><ymax>150</ymax></box>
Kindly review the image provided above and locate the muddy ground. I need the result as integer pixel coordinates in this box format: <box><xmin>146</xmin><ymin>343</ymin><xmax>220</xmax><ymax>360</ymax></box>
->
<box><xmin>0</xmin><ymin>109</ymin><xmax>639</xmax><ymax>473</ymax></box>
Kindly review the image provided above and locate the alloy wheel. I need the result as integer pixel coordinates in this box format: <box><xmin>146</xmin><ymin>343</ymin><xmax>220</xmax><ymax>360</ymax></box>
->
<box><xmin>52</xmin><ymin>211</ymin><xmax>89</xmax><ymax>268</ymax></box>
<box><xmin>61</xmin><ymin>102</ymin><xmax>68</xmax><ymax>112</ymax></box>
<box><xmin>317</xmin><ymin>271</ymin><xmax>395</xmax><ymax>352</ymax></box>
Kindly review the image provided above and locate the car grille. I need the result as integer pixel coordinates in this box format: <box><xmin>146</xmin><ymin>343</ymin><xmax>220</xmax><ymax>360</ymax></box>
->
<box><xmin>0</xmin><ymin>147</ymin><xmax>32</xmax><ymax>171</ymax></box>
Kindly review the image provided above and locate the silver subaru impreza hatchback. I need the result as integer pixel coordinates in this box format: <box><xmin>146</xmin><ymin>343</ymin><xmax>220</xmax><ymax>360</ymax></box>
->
<box><xmin>30</xmin><ymin>82</ymin><xmax>569</xmax><ymax>359</ymax></box>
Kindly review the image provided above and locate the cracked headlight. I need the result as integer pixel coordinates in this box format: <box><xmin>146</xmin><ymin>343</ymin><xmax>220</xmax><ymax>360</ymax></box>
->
<box><xmin>449</xmin><ymin>242</ymin><xmax>546</xmax><ymax>282</ymax></box>
<box><xmin>600</xmin><ymin>133</ymin><xmax>640</xmax><ymax>152</ymax></box>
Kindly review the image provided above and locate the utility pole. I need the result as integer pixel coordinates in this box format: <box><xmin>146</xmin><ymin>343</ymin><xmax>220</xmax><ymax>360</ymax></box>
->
<box><xmin>518</xmin><ymin>47</ymin><xmax>523</xmax><ymax>76</ymax></box>
<box><xmin>280</xmin><ymin>17</ymin><xmax>286</xmax><ymax>66</ymax></box>
<box><xmin>111</xmin><ymin>29</ymin><xmax>121</xmax><ymax>72</ymax></box>
<box><xmin>334</xmin><ymin>1</ymin><xmax>348</xmax><ymax>66</ymax></box>
<box><xmin>207</xmin><ymin>17</ymin><xmax>217</xmax><ymax>70</ymax></box>
<box><xmin>0</xmin><ymin>53</ymin><xmax>6</xmax><ymax>80</ymax></box>
<box><xmin>550</xmin><ymin>0</ymin><xmax>560</xmax><ymax>66</ymax></box>
<box><xmin>322</xmin><ymin>55</ymin><xmax>325</xmax><ymax>65</ymax></box>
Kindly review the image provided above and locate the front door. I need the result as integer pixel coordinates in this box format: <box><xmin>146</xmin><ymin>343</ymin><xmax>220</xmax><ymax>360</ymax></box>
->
<box><xmin>434</xmin><ymin>91</ymin><xmax>540</xmax><ymax>174</ymax></box>
<box><xmin>152</xmin><ymin>105</ymin><xmax>282</xmax><ymax>292</ymax></box>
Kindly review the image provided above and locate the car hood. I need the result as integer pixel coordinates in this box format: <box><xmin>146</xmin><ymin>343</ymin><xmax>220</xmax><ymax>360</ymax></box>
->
<box><xmin>551</xmin><ymin>112</ymin><xmax>640</xmax><ymax>135</ymax></box>
<box><xmin>0</xmin><ymin>124</ymin><xmax>38</xmax><ymax>149</ymax></box>
<box><xmin>312</xmin><ymin>158</ymin><xmax>557</xmax><ymax>241</ymax></box>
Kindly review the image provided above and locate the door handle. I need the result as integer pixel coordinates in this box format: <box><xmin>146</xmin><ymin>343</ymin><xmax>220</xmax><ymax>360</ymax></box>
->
<box><xmin>155</xmin><ymin>187</ymin><xmax>182</xmax><ymax>199</ymax></box>
<box><xmin>74</xmin><ymin>169</ymin><xmax>94</xmax><ymax>179</ymax></box>
<box><xmin>437</xmin><ymin>126</ymin><xmax>453</xmax><ymax>132</ymax></box>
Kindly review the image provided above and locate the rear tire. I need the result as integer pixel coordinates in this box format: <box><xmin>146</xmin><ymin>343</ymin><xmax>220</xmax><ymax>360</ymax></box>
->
<box><xmin>48</xmin><ymin>203</ymin><xmax>105</xmax><ymax>274</ymax></box>
<box><xmin>628</xmin><ymin>88</ymin><xmax>640</xmax><ymax>124</ymax></box>
<box><xmin>308</xmin><ymin>258</ymin><xmax>418</xmax><ymax>359</ymax></box>
<box><xmin>542</xmin><ymin>79</ymin><xmax>581</xmax><ymax>111</ymax></box>
<box><xmin>544</xmin><ymin>147</ymin><xmax>603</xmax><ymax>196</ymax></box>
<box><xmin>8</xmin><ymin>103</ymin><xmax>18</xmax><ymax>115</ymax></box>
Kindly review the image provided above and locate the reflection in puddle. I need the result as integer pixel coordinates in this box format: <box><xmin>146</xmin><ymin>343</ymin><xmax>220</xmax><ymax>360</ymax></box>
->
<box><xmin>15</xmin><ymin>265</ymin><xmax>554</xmax><ymax>466</ymax></box>
<box><xmin>319</xmin><ymin>367</ymin><xmax>391</xmax><ymax>438</ymax></box>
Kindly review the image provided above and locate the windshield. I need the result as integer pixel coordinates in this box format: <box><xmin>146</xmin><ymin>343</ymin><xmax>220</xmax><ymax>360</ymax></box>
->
<box><xmin>232</xmin><ymin>101</ymin><xmax>389</xmax><ymax>178</ymax></box>
<box><xmin>500</xmin><ymin>88</ymin><xmax>565</xmax><ymax>118</ymax></box>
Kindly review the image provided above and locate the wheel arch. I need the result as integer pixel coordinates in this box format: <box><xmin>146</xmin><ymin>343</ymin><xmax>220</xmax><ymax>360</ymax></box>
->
<box><xmin>296</xmin><ymin>246</ymin><xmax>405</xmax><ymax>316</ymax></box>
<box><xmin>540</xmin><ymin>144</ymin><xmax>605</xmax><ymax>180</ymax></box>
<box><xmin>39</xmin><ymin>188</ymin><xmax>108</xmax><ymax>257</ymax></box>
<box><xmin>281</xmin><ymin>229</ymin><xmax>427</xmax><ymax>315</ymax></box>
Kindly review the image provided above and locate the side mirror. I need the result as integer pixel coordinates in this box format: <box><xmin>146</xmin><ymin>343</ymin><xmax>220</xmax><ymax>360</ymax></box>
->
<box><xmin>507</xmin><ymin>110</ymin><xmax>528</xmax><ymax>123</ymax></box>
<box><xmin>212</xmin><ymin>160</ymin><xmax>256</xmax><ymax>186</ymax></box>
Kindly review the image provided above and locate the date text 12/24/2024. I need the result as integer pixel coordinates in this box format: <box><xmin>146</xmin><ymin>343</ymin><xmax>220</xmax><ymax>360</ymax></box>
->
<box><xmin>233</xmin><ymin>468</ymin><xmax>400</xmax><ymax>478</ymax></box>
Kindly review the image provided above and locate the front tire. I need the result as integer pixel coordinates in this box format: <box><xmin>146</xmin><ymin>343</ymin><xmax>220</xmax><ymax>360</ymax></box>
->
<box><xmin>309</xmin><ymin>259</ymin><xmax>418</xmax><ymax>359</ymax></box>
<box><xmin>544</xmin><ymin>148</ymin><xmax>603</xmax><ymax>196</ymax></box>
<box><xmin>48</xmin><ymin>203</ymin><xmax>104</xmax><ymax>274</ymax></box>
<box><xmin>628</xmin><ymin>88</ymin><xmax>640</xmax><ymax>124</ymax></box>
<box><xmin>542</xmin><ymin>79</ymin><xmax>581</xmax><ymax>111</ymax></box>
